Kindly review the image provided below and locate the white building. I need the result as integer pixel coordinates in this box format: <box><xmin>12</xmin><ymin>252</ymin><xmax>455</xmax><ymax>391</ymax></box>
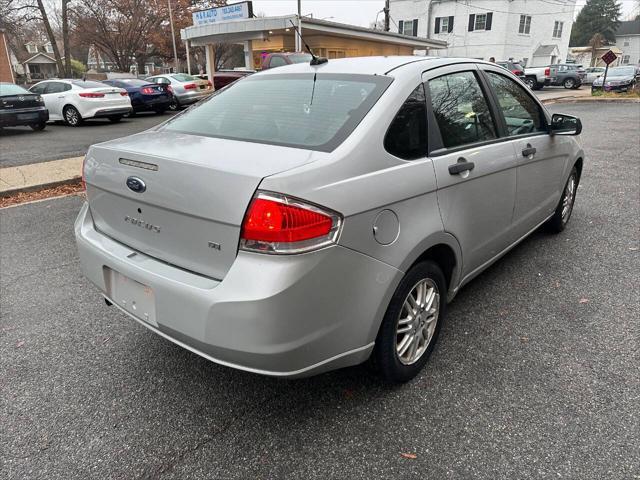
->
<box><xmin>615</xmin><ymin>19</ymin><xmax>640</xmax><ymax>65</ymax></box>
<box><xmin>390</xmin><ymin>0</ymin><xmax>577</xmax><ymax>66</ymax></box>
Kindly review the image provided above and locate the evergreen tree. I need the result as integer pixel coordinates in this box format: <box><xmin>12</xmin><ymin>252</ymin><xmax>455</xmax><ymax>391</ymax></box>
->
<box><xmin>570</xmin><ymin>0</ymin><xmax>622</xmax><ymax>46</ymax></box>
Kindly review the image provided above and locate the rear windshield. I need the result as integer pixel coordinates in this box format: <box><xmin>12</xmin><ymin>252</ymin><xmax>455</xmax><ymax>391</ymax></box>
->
<box><xmin>171</xmin><ymin>74</ymin><xmax>197</xmax><ymax>82</ymax></box>
<box><xmin>0</xmin><ymin>84</ymin><xmax>30</xmax><ymax>95</ymax></box>
<box><xmin>119</xmin><ymin>78</ymin><xmax>151</xmax><ymax>86</ymax></box>
<box><xmin>71</xmin><ymin>80</ymin><xmax>109</xmax><ymax>88</ymax></box>
<box><xmin>162</xmin><ymin>73</ymin><xmax>392</xmax><ymax>152</ymax></box>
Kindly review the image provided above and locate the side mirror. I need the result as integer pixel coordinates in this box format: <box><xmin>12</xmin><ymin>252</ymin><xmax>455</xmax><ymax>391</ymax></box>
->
<box><xmin>550</xmin><ymin>113</ymin><xmax>582</xmax><ymax>136</ymax></box>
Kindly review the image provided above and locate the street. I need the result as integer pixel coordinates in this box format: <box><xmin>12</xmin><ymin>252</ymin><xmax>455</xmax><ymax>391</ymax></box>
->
<box><xmin>0</xmin><ymin>112</ymin><xmax>176</xmax><ymax>168</ymax></box>
<box><xmin>1</xmin><ymin>102</ymin><xmax>639</xmax><ymax>479</ymax></box>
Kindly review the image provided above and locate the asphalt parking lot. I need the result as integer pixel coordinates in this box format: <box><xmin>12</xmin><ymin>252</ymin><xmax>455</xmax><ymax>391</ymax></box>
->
<box><xmin>1</xmin><ymin>103</ymin><xmax>639</xmax><ymax>479</ymax></box>
<box><xmin>0</xmin><ymin>112</ymin><xmax>175</xmax><ymax>168</ymax></box>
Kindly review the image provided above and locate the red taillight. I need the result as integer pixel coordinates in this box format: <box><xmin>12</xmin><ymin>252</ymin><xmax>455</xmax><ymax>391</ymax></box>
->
<box><xmin>240</xmin><ymin>192</ymin><xmax>342</xmax><ymax>254</ymax></box>
<box><xmin>120</xmin><ymin>91</ymin><xmax>129</xmax><ymax>96</ymax></box>
<box><xmin>513</xmin><ymin>70</ymin><xmax>523</xmax><ymax>76</ymax></box>
<box><xmin>78</xmin><ymin>92</ymin><xmax>105</xmax><ymax>98</ymax></box>
<box><xmin>544</xmin><ymin>67</ymin><xmax>550</xmax><ymax>77</ymax></box>
<box><xmin>184</xmin><ymin>83</ymin><xmax>196</xmax><ymax>90</ymax></box>
<box><xmin>140</xmin><ymin>87</ymin><xmax>155</xmax><ymax>94</ymax></box>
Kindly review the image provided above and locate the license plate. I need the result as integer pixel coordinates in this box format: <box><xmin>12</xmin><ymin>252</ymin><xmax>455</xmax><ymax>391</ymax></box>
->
<box><xmin>106</xmin><ymin>268</ymin><xmax>157</xmax><ymax>326</ymax></box>
<box><xmin>17</xmin><ymin>113</ymin><xmax>38</xmax><ymax>120</ymax></box>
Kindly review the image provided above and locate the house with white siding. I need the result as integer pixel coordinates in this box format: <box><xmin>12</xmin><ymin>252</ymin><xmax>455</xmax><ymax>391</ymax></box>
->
<box><xmin>615</xmin><ymin>19</ymin><xmax>640</xmax><ymax>66</ymax></box>
<box><xmin>390</xmin><ymin>0</ymin><xmax>577</xmax><ymax>66</ymax></box>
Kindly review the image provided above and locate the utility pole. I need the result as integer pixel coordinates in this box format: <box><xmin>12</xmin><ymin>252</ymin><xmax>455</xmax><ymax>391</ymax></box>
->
<box><xmin>384</xmin><ymin>0</ymin><xmax>390</xmax><ymax>32</ymax></box>
<box><xmin>168</xmin><ymin>0</ymin><xmax>179</xmax><ymax>73</ymax></box>
<box><xmin>296</xmin><ymin>0</ymin><xmax>302</xmax><ymax>52</ymax></box>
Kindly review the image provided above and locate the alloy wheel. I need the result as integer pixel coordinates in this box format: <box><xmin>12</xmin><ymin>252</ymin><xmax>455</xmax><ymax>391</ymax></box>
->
<box><xmin>65</xmin><ymin>107</ymin><xmax>80</xmax><ymax>126</ymax></box>
<box><xmin>395</xmin><ymin>278</ymin><xmax>440</xmax><ymax>365</ymax></box>
<box><xmin>561</xmin><ymin>172</ymin><xmax>577</xmax><ymax>224</ymax></box>
<box><xmin>564</xmin><ymin>79</ymin><xmax>575</xmax><ymax>89</ymax></box>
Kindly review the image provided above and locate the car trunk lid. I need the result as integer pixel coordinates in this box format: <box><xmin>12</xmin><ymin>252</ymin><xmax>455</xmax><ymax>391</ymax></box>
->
<box><xmin>85</xmin><ymin>130</ymin><xmax>319</xmax><ymax>280</ymax></box>
<box><xmin>0</xmin><ymin>93</ymin><xmax>42</xmax><ymax>110</ymax></box>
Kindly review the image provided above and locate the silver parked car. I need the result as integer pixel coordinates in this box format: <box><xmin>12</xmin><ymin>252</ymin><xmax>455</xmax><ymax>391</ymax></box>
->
<box><xmin>76</xmin><ymin>57</ymin><xmax>584</xmax><ymax>383</ymax></box>
<box><xmin>145</xmin><ymin>73</ymin><xmax>213</xmax><ymax>110</ymax></box>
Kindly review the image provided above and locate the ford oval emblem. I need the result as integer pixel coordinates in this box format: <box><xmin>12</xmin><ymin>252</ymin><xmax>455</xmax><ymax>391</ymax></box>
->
<box><xmin>126</xmin><ymin>176</ymin><xmax>146</xmax><ymax>193</ymax></box>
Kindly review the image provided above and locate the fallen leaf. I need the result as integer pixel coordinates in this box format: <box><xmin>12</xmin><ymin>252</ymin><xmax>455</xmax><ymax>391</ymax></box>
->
<box><xmin>579</xmin><ymin>298</ymin><xmax>589</xmax><ymax>304</ymax></box>
<box><xmin>15</xmin><ymin>341</ymin><xmax>25</xmax><ymax>348</ymax></box>
<box><xmin>520</xmin><ymin>336</ymin><xmax>529</xmax><ymax>343</ymax></box>
<box><xmin>401</xmin><ymin>453</ymin><xmax>417</xmax><ymax>459</ymax></box>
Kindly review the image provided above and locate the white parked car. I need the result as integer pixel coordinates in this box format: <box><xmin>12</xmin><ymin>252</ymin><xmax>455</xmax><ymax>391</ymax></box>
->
<box><xmin>28</xmin><ymin>79</ymin><xmax>132</xmax><ymax>126</ymax></box>
<box><xmin>584</xmin><ymin>67</ymin><xmax>606</xmax><ymax>84</ymax></box>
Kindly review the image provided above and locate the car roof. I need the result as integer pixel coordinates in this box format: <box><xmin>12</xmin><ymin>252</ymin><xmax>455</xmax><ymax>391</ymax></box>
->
<box><xmin>256</xmin><ymin>56</ymin><xmax>490</xmax><ymax>77</ymax></box>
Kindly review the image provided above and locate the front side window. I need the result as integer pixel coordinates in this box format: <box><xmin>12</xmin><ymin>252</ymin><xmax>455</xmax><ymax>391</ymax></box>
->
<box><xmin>428</xmin><ymin>71</ymin><xmax>497</xmax><ymax>149</ymax></box>
<box><xmin>486</xmin><ymin>71</ymin><xmax>547</xmax><ymax>136</ymax></box>
<box><xmin>384</xmin><ymin>84</ymin><xmax>427</xmax><ymax>160</ymax></box>
<box><xmin>519</xmin><ymin>15</ymin><xmax>532</xmax><ymax>34</ymax></box>
<box><xmin>163</xmin><ymin>73</ymin><xmax>392</xmax><ymax>152</ymax></box>
<box><xmin>553</xmin><ymin>21</ymin><xmax>564</xmax><ymax>38</ymax></box>
<box><xmin>29</xmin><ymin>83</ymin><xmax>47</xmax><ymax>94</ymax></box>
<box><xmin>44</xmin><ymin>82</ymin><xmax>68</xmax><ymax>94</ymax></box>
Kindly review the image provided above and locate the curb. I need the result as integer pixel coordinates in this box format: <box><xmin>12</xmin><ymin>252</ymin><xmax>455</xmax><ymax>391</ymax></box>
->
<box><xmin>542</xmin><ymin>96</ymin><xmax>640</xmax><ymax>105</ymax></box>
<box><xmin>0</xmin><ymin>156</ymin><xmax>83</xmax><ymax>196</ymax></box>
<box><xmin>0</xmin><ymin>177</ymin><xmax>81</xmax><ymax>198</ymax></box>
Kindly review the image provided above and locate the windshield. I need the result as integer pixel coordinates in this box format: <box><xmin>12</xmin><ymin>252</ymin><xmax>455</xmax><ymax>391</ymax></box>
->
<box><xmin>162</xmin><ymin>73</ymin><xmax>392</xmax><ymax>152</ymax></box>
<box><xmin>71</xmin><ymin>80</ymin><xmax>109</xmax><ymax>88</ymax></box>
<box><xmin>171</xmin><ymin>73</ymin><xmax>197</xmax><ymax>82</ymax></box>
<box><xmin>608</xmin><ymin>67</ymin><xmax>635</xmax><ymax>76</ymax></box>
<box><xmin>288</xmin><ymin>54</ymin><xmax>313</xmax><ymax>64</ymax></box>
<box><xmin>0</xmin><ymin>84</ymin><xmax>30</xmax><ymax>95</ymax></box>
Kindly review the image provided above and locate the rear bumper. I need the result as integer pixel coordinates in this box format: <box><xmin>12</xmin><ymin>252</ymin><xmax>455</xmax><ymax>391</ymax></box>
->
<box><xmin>75</xmin><ymin>202</ymin><xmax>401</xmax><ymax>378</ymax></box>
<box><xmin>92</xmin><ymin>107</ymin><xmax>133</xmax><ymax>118</ymax></box>
<box><xmin>131</xmin><ymin>97</ymin><xmax>172</xmax><ymax>111</ymax></box>
<box><xmin>175</xmin><ymin>89</ymin><xmax>212</xmax><ymax>105</ymax></box>
<box><xmin>0</xmin><ymin>107</ymin><xmax>49</xmax><ymax>127</ymax></box>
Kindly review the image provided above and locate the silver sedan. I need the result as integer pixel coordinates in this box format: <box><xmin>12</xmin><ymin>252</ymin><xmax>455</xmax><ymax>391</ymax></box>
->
<box><xmin>145</xmin><ymin>73</ymin><xmax>212</xmax><ymax>110</ymax></box>
<box><xmin>76</xmin><ymin>57</ymin><xmax>584</xmax><ymax>383</ymax></box>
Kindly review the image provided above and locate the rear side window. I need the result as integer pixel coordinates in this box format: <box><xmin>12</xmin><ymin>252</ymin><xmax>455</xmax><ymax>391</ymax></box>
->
<box><xmin>428</xmin><ymin>71</ymin><xmax>497</xmax><ymax>149</ymax></box>
<box><xmin>485</xmin><ymin>71</ymin><xmax>547</xmax><ymax>136</ymax></box>
<box><xmin>384</xmin><ymin>84</ymin><xmax>427</xmax><ymax>160</ymax></box>
<box><xmin>163</xmin><ymin>74</ymin><xmax>392</xmax><ymax>152</ymax></box>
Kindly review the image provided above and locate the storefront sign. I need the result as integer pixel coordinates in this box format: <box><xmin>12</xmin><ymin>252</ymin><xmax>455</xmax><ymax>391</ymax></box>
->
<box><xmin>193</xmin><ymin>1</ymin><xmax>253</xmax><ymax>26</ymax></box>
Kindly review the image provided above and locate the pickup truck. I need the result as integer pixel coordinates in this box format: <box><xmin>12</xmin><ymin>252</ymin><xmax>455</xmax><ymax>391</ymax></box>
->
<box><xmin>524</xmin><ymin>64</ymin><xmax>585</xmax><ymax>90</ymax></box>
<box><xmin>523</xmin><ymin>66</ymin><xmax>551</xmax><ymax>90</ymax></box>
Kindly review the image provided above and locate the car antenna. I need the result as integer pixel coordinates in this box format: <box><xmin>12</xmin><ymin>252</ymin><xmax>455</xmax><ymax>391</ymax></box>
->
<box><xmin>289</xmin><ymin>20</ymin><xmax>328</xmax><ymax>66</ymax></box>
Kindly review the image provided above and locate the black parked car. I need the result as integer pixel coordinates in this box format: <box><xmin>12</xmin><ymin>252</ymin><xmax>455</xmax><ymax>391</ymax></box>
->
<box><xmin>101</xmin><ymin>78</ymin><xmax>172</xmax><ymax>114</ymax></box>
<box><xmin>0</xmin><ymin>82</ymin><xmax>49</xmax><ymax>131</ymax></box>
<box><xmin>591</xmin><ymin>66</ymin><xmax>640</xmax><ymax>93</ymax></box>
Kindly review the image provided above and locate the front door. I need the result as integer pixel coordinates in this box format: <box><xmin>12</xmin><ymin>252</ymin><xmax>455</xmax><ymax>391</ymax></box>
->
<box><xmin>41</xmin><ymin>81</ymin><xmax>69</xmax><ymax>119</ymax></box>
<box><xmin>424</xmin><ymin>65</ymin><xmax>518</xmax><ymax>281</ymax></box>
<box><xmin>479</xmin><ymin>65</ymin><xmax>569</xmax><ymax>239</ymax></box>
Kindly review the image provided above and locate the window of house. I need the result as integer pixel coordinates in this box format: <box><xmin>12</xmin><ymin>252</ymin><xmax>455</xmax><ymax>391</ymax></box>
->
<box><xmin>44</xmin><ymin>43</ymin><xmax>54</xmax><ymax>53</ymax></box>
<box><xmin>399</xmin><ymin>19</ymin><xmax>418</xmax><ymax>36</ymax></box>
<box><xmin>435</xmin><ymin>16</ymin><xmax>454</xmax><ymax>34</ymax></box>
<box><xmin>384</xmin><ymin>84</ymin><xmax>428</xmax><ymax>160</ymax></box>
<box><xmin>26</xmin><ymin>43</ymin><xmax>37</xmax><ymax>54</ymax></box>
<box><xmin>428</xmin><ymin>71</ymin><xmax>497</xmax><ymax>149</ymax></box>
<box><xmin>553</xmin><ymin>21</ymin><xmax>564</xmax><ymax>38</ymax></box>
<box><xmin>519</xmin><ymin>15</ymin><xmax>532</xmax><ymax>34</ymax></box>
<box><xmin>485</xmin><ymin>71</ymin><xmax>547</xmax><ymax>136</ymax></box>
<box><xmin>468</xmin><ymin>13</ymin><xmax>492</xmax><ymax>32</ymax></box>
<box><xmin>622</xmin><ymin>55</ymin><xmax>630</xmax><ymax>64</ymax></box>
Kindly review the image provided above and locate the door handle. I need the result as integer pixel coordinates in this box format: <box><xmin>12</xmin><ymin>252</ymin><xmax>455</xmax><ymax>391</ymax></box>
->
<box><xmin>57</xmin><ymin>96</ymin><xmax>65</xmax><ymax>98</ymax></box>
<box><xmin>448</xmin><ymin>158</ymin><xmax>475</xmax><ymax>175</ymax></box>
<box><xmin>522</xmin><ymin>144</ymin><xmax>537</xmax><ymax>157</ymax></box>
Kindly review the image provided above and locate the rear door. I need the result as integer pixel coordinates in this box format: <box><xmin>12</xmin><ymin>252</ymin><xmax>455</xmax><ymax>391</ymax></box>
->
<box><xmin>479</xmin><ymin>64</ymin><xmax>569</xmax><ymax>239</ymax></box>
<box><xmin>424</xmin><ymin>64</ymin><xmax>518</xmax><ymax>280</ymax></box>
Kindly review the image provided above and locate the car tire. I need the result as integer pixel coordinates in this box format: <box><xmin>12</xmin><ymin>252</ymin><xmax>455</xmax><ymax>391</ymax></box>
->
<box><xmin>525</xmin><ymin>77</ymin><xmax>538</xmax><ymax>90</ymax></box>
<box><xmin>168</xmin><ymin>98</ymin><xmax>180</xmax><ymax>111</ymax></box>
<box><xmin>63</xmin><ymin>105</ymin><xmax>83</xmax><ymax>127</ymax></box>
<box><xmin>29</xmin><ymin>122</ymin><xmax>46</xmax><ymax>131</ymax></box>
<box><xmin>108</xmin><ymin>115</ymin><xmax>123</xmax><ymax>123</ymax></box>
<box><xmin>547</xmin><ymin>166</ymin><xmax>579</xmax><ymax>233</ymax></box>
<box><xmin>563</xmin><ymin>78</ymin><xmax>576</xmax><ymax>89</ymax></box>
<box><xmin>372</xmin><ymin>261</ymin><xmax>447</xmax><ymax>384</ymax></box>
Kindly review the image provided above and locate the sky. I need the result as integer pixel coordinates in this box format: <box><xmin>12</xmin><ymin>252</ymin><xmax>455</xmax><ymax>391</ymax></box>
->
<box><xmin>249</xmin><ymin>0</ymin><xmax>639</xmax><ymax>27</ymax></box>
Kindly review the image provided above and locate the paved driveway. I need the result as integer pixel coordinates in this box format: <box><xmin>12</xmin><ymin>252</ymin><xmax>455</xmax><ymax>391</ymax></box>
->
<box><xmin>0</xmin><ymin>112</ymin><xmax>175</xmax><ymax>168</ymax></box>
<box><xmin>1</xmin><ymin>103</ymin><xmax>639</xmax><ymax>479</ymax></box>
